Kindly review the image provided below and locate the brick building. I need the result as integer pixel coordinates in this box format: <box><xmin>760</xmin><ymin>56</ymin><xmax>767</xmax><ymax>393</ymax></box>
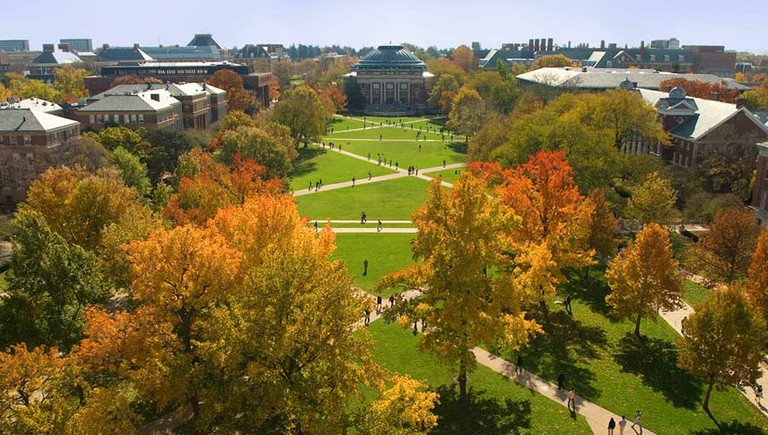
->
<box><xmin>87</xmin><ymin>82</ymin><xmax>227</xmax><ymax>129</ymax></box>
<box><xmin>683</xmin><ymin>45</ymin><xmax>737</xmax><ymax>76</ymax></box>
<box><xmin>0</xmin><ymin>108</ymin><xmax>81</xmax><ymax>205</ymax></box>
<box><xmin>76</xmin><ymin>89</ymin><xmax>182</xmax><ymax>131</ymax></box>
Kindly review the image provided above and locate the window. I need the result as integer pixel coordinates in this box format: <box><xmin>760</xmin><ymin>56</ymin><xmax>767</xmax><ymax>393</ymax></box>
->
<box><xmin>26</xmin><ymin>153</ymin><xmax>34</xmax><ymax>161</ymax></box>
<box><xmin>23</xmin><ymin>136</ymin><xmax>31</xmax><ymax>145</ymax></box>
<box><xmin>664</xmin><ymin>55</ymin><xmax>670</xmax><ymax>62</ymax></box>
<box><xmin>113</xmin><ymin>114</ymin><xmax>119</xmax><ymax>124</ymax></box>
<box><xmin>130</xmin><ymin>114</ymin><xmax>137</xmax><ymax>123</ymax></box>
<box><xmin>678</xmin><ymin>55</ymin><xmax>684</xmax><ymax>62</ymax></box>
<box><xmin>138</xmin><ymin>114</ymin><xmax>144</xmax><ymax>124</ymax></box>
<box><xmin>606</xmin><ymin>61</ymin><xmax>613</xmax><ymax>68</ymax></box>
<box><xmin>650</xmin><ymin>54</ymin><xmax>656</xmax><ymax>62</ymax></box>
<box><xmin>636</xmin><ymin>54</ymin><xmax>642</xmax><ymax>61</ymax></box>
<box><xmin>9</xmin><ymin>136</ymin><xmax>17</xmax><ymax>145</ymax></box>
<box><xmin>124</xmin><ymin>114</ymin><xmax>130</xmax><ymax>124</ymax></box>
<box><xmin>89</xmin><ymin>115</ymin><xmax>95</xmax><ymax>124</ymax></box>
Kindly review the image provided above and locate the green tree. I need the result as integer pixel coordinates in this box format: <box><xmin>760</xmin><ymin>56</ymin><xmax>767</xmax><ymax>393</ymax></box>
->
<box><xmin>678</xmin><ymin>287</ymin><xmax>767</xmax><ymax>413</ymax></box>
<box><xmin>53</xmin><ymin>65</ymin><xmax>90</xmax><ymax>104</ymax></box>
<box><xmin>271</xmin><ymin>85</ymin><xmax>328</xmax><ymax>147</ymax></box>
<box><xmin>138</xmin><ymin>128</ymin><xmax>196</xmax><ymax>184</ymax></box>
<box><xmin>625</xmin><ymin>173</ymin><xmax>678</xmax><ymax>226</ymax></box>
<box><xmin>468</xmin><ymin>115</ymin><xmax>511</xmax><ymax>161</ymax></box>
<box><xmin>59</xmin><ymin>137</ymin><xmax>109</xmax><ymax>172</ymax></box>
<box><xmin>377</xmin><ymin>173</ymin><xmax>540</xmax><ymax>397</ymax></box>
<box><xmin>0</xmin><ymin>210</ymin><xmax>106</xmax><ymax>348</ymax></box>
<box><xmin>596</xmin><ymin>89</ymin><xmax>669</xmax><ymax>151</ymax></box>
<box><xmin>606</xmin><ymin>223</ymin><xmax>683</xmax><ymax>336</ymax></box>
<box><xmin>86</xmin><ymin>126</ymin><xmax>144</xmax><ymax>153</ymax></box>
<box><xmin>530</xmin><ymin>54</ymin><xmax>574</xmax><ymax>70</ymax></box>
<box><xmin>747</xmin><ymin>230</ymin><xmax>768</xmax><ymax>329</ymax></box>
<box><xmin>218</xmin><ymin>123</ymin><xmax>296</xmax><ymax>179</ymax></box>
<box><xmin>585</xmin><ymin>188</ymin><xmax>618</xmax><ymax>281</ymax></box>
<box><xmin>427</xmin><ymin>74</ymin><xmax>460</xmax><ymax>115</ymax></box>
<box><xmin>108</xmin><ymin>147</ymin><xmax>151</xmax><ymax>196</ymax></box>
<box><xmin>447</xmin><ymin>87</ymin><xmax>489</xmax><ymax>138</ymax></box>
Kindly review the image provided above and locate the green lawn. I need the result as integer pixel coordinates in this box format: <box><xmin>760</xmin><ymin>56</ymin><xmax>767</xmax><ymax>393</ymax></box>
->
<box><xmin>506</xmin><ymin>266</ymin><xmax>768</xmax><ymax>435</ymax></box>
<box><xmin>328</xmin><ymin>116</ymin><xmax>367</xmax><ymax>132</ymax></box>
<box><xmin>683</xmin><ymin>280</ymin><xmax>711</xmax><ymax>309</ymax></box>
<box><xmin>333</xmin><ymin>233</ymin><xmax>415</xmax><ymax>297</ymax></box>
<box><xmin>367</xmin><ymin>321</ymin><xmax>592</xmax><ymax>434</ymax></box>
<box><xmin>334</xmin><ymin>139</ymin><xmax>466</xmax><ymax>169</ymax></box>
<box><xmin>295</xmin><ymin>176</ymin><xmax>431</xmax><ymax>221</ymax></box>
<box><xmin>421</xmin><ymin>167</ymin><xmax>466</xmax><ymax>184</ymax></box>
<box><xmin>310</xmin><ymin>222</ymin><xmax>414</xmax><ymax>229</ymax></box>
<box><xmin>289</xmin><ymin>146</ymin><xmax>395</xmax><ymax>191</ymax></box>
<box><xmin>328</xmin><ymin>125</ymin><xmax>444</xmax><ymax>141</ymax></box>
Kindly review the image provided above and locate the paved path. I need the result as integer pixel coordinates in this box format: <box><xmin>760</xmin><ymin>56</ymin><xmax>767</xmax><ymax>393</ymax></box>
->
<box><xmin>311</xmin><ymin>219</ymin><xmax>413</xmax><ymax>224</ymax></box>
<box><xmin>329</xmin><ymin>227</ymin><xmax>418</xmax><ymax>233</ymax></box>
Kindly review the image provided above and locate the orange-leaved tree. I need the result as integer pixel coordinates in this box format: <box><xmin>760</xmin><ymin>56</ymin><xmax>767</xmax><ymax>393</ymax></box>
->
<box><xmin>746</xmin><ymin>229</ymin><xmax>768</xmax><ymax>328</ymax></box>
<box><xmin>207</xmin><ymin>69</ymin><xmax>256</xmax><ymax>112</ymax></box>
<box><xmin>658</xmin><ymin>78</ymin><xmax>739</xmax><ymax>103</ymax></box>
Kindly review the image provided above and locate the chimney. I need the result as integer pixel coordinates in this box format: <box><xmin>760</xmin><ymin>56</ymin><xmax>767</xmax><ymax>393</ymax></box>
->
<box><xmin>42</xmin><ymin>43</ymin><xmax>55</xmax><ymax>52</ymax></box>
<box><xmin>600</xmin><ymin>40</ymin><xmax>605</xmax><ymax>49</ymax></box>
<box><xmin>102</xmin><ymin>43</ymin><xmax>110</xmax><ymax>50</ymax></box>
<box><xmin>568</xmin><ymin>41</ymin><xmax>571</xmax><ymax>48</ymax></box>
<box><xmin>737</xmin><ymin>98</ymin><xmax>747</xmax><ymax>109</ymax></box>
<box><xmin>133</xmin><ymin>43</ymin><xmax>140</xmax><ymax>49</ymax></box>
<box><xmin>547</xmin><ymin>38</ymin><xmax>554</xmax><ymax>51</ymax></box>
<box><xmin>150</xmin><ymin>93</ymin><xmax>160</xmax><ymax>102</ymax></box>
<box><xmin>534</xmin><ymin>39</ymin><xmax>539</xmax><ymax>51</ymax></box>
<box><xmin>640</xmin><ymin>40</ymin><xmax>645</xmax><ymax>49</ymax></box>
<box><xmin>528</xmin><ymin>39</ymin><xmax>534</xmax><ymax>50</ymax></box>
<box><xmin>582</xmin><ymin>66</ymin><xmax>588</xmax><ymax>73</ymax></box>
<box><xmin>541</xmin><ymin>37</ymin><xmax>546</xmax><ymax>51</ymax></box>
<box><xmin>58</xmin><ymin>43</ymin><xmax>70</xmax><ymax>52</ymax></box>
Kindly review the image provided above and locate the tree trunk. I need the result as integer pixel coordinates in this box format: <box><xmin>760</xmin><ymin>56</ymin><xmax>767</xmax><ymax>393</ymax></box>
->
<box><xmin>703</xmin><ymin>380</ymin><xmax>715</xmax><ymax>413</ymax></box>
<box><xmin>584</xmin><ymin>264</ymin><xmax>590</xmax><ymax>283</ymax></box>
<box><xmin>634</xmin><ymin>313</ymin><xmax>642</xmax><ymax>337</ymax></box>
<box><xmin>458</xmin><ymin>359</ymin><xmax>467</xmax><ymax>398</ymax></box>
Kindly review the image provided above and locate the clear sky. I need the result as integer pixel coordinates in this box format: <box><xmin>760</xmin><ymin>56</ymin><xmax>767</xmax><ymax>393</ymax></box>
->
<box><xmin>3</xmin><ymin>0</ymin><xmax>767</xmax><ymax>53</ymax></box>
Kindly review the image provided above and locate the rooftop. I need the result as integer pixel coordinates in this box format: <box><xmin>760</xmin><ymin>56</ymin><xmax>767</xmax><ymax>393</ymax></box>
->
<box><xmin>79</xmin><ymin>89</ymin><xmax>180</xmax><ymax>112</ymax></box>
<box><xmin>89</xmin><ymin>82</ymin><xmax>225</xmax><ymax>101</ymax></box>
<box><xmin>352</xmin><ymin>45</ymin><xmax>427</xmax><ymax>72</ymax></box>
<box><xmin>0</xmin><ymin>108</ymin><xmax>79</xmax><ymax>132</ymax></box>
<box><xmin>4</xmin><ymin>98</ymin><xmax>63</xmax><ymax>113</ymax></box>
<box><xmin>187</xmin><ymin>34</ymin><xmax>223</xmax><ymax>49</ymax></box>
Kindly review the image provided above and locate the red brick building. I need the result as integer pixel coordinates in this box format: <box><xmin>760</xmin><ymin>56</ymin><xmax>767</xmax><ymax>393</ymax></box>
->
<box><xmin>0</xmin><ymin>108</ymin><xmax>81</xmax><ymax>205</ymax></box>
<box><xmin>75</xmin><ymin>89</ymin><xmax>182</xmax><ymax>131</ymax></box>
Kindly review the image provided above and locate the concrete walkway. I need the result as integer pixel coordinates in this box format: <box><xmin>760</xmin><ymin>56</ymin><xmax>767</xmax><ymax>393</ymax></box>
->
<box><xmin>330</xmin><ymin>227</ymin><xmax>418</xmax><ymax>234</ymax></box>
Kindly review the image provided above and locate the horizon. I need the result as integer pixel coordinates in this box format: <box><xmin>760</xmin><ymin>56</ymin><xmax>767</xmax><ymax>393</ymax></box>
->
<box><xmin>2</xmin><ymin>0</ymin><xmax>767</xmax><ymax>54</ymax></box>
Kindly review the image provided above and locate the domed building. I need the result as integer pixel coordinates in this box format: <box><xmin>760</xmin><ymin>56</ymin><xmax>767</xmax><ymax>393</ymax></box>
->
<box><xmin>345</xmin><ymin>45</ymin><xmax>434</xmax><ymax>115</ymax></box>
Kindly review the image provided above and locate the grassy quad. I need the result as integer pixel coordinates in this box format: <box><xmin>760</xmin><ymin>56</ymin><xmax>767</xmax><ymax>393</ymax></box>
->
<box><xmin>327</xmin><ymin>116</ymin><xmax>368</xmax><ymax>132</ymax></box>
<box><xmin>289</xmin><ymin>146</ymin><xmax>395</xmax><ymax>191</ymax></box>
<box><xmin>421</xmin><ymin>167</ymin><xmax>467</xmax><ymax>184</ymax></box>
<box><xmin>337</xmin><ymin>140</ymin><xmax>466</xmax><ymax>170</ymax></box>
<box><xmin>367</xmin><ymin>320</ymin><xmax>592</xmax><ymax>434</ymax></box>
<box><xmin>332</xmin><ymin>233</ymin><xmax>415</xmax><ymax>297</ymax></box>
<box><xmin>683</xmin><ymin>280</ymin><xmax>711</xmax><ymax>309</ymax></box>
<box><xmin>503</xmin><ymin>266</ymin><xmax>768</xmax><ymax>434</ymax></box>
<box><xmin>329</xmin><ymin>127</ymin><xmax>444</xmax><ymax>142</ymax></box>
<box><xmin>295</xmin><ymin>176</ymin><xmax>432</xmax><ymax>221</ymax></box>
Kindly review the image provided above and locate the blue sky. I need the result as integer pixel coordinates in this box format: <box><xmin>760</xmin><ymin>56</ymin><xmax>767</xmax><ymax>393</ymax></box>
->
<box><xmin>4</xmin><ymin>0</ymin><xmax>767</xmax><ymax>53</ymax></box>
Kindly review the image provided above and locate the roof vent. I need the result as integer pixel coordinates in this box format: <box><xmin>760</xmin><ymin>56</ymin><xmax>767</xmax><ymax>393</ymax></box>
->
<box><xmin>150</xmin><ymin>93</ymin><xmax>160</xmax><ymax>102</ymax></box>
<box><xmin>581</xmin><ymin>67</ymin><xmax>588</xmax><ymax>72</ymax></box>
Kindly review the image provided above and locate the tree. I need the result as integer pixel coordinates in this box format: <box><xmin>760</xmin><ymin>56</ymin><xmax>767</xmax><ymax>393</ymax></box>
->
<box><xmin>606</xmin><ymin>223</ymin><xmax>683</xmax><ymax>336</ymax></box>
<box><xmin>468</xmin><ymin>115</ymin><xmax>512</xmax><ymax>161</ymax></box>
<box><xmin>22</xmin><ymin>166</ymin><xmax>145</xmax><ymax>251</ymax></box>
<box><xmin>585</xmin><ymin>188</ymin><xmax>619</xmax><ymax>281</ymax></box>
<box><xmin>678</xmin><ymin>287</ymin><xmax>767</xmax><ymax>413</ymax></box>
<box><xmin>377</xmin><ymin>173</ymin><xmax>540</xmax><ymax>397</ymax></box>
<box><xmin>625</xmin><ymin>173</ymin><xmax>678</xmax><ymax>226</ymax></box>
<box><xmin>0</xmin><ymin>210</ymin><xmax>106</xmax><ymax>348</ymax></box>
<box><xmin>6</xmin><ymin>72</ymin><xmax>61</xmax><ymax>101</ymax></box>
<box><xmin>357</xmin><ymin>375</ymin><xmax>439</xmax><ymax>435</ymax></box>
<box><xmin>86</xmin><ymin>126</ymin><xmax>144</xmax><ymax>152</ymax></box>
<box><xmin>741</xmin><ymin>82</ymin><xmax>768</xmax><ymax>110</ymax></box>
<box><xmin>483</xmin><ymin>151</ymin><xmax>596</xmax><ymax>294</ymax></box>
<box><xmin>530</xmin><ymin>54</ymin><xmax>574</xmax><ymax>70</ymax></box>
<box><xmin>319</xmin><ymin>84</ymin><xmax>347</xmax><ymax>113</ymax></box>
<box><xmin>53</xmin><ymin>65</ymin><xmax>89</xmax><ymax>104</ymax></box>
<box><xmin>59</xmin><ymin>137</ymin><xmax>109</xmax><ymax>172</ymax></box>
<box><xmin>111</xmin><ymin>75</ymin><xmax>163</xmax><ymax>85</ymax></box>
<box><xmin>207</xmin><ymin>69</ymin><xmax>256</xmax><ymax>112</ymax></box>
<box><xmin>747</xmin><ymin>230</ymin><xmax>768</xmax><ymax>328</ymax></box>
<box><xmin>427</xmin><ymin>74</ymin><xmax>460</xmax><ymax>115</ymax></box>
<box><xmin>658</xmin><ymin>78</ymin><xmax>739</xmax><ymax>103</ymax></box>
<box><xmin>425</xmin><ymin>58</ymin><xmax>467</xmax><ymax>85</ymax></box>
<box><xmin>447</xmin><ymin>87</ymin><xmax>489</xmax><ymax>138</ymax></box>
<box><xmin>271</xmin><ymin>85</ymin><xmax>328</xmax><ymax>147</ymax></box>
<box><xmin>108</xmin><ymin>147</ymin><xmax>151</xmax><ymax>196</ymax></box>
<box><xmin>451</xmin><ymin>45</ymin><xmax>477</xmax><ymax>73</ymax></box>
<box><xmin>137</xmin><ymin>128</ymin><xmax>197</xmax><ymax>184</ymax></box>
<box><xmin>218</xmin><ymin>122</ymin><xmax>296</xmax><ymax>179</ymax></box>
<box><xmin>596</xmin><ymin>89</ymin><xmax>668</xmax><ymax>151</ymax></box>
<box><xmin>688</xmin><ymin>206</ymin><xmax>760</xmax><ymax>284</ymax></box>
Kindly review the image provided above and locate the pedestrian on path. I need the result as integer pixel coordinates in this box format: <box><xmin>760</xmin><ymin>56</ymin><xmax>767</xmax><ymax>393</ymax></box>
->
<box><xmin>442</xmin><ymin>159</ymin><xmax>446</xmax><ymax>168</ymax></box>
<box><xmin>368</xmin><ymin>152</ymin><xmax>370</xmax><ymax>161</ymax></box>
<box><xmin>377</xmin><ymin>220</ymin><xmax>383</xmax><ymax>232</ymax></box>
<box><xmin>314</xmin><ymin>221</ymin><xmax>318</xmax><ymax>233</ymax></box>
<box><xmin>363</xmin><ymin>259</ymin><xmax>368</xmax><ymax>276</ymax></box>
<box><xmin>376</xmin><ymin>294</ymin><xmax>382</xmax><ymax>313</ymax></box>
<box><xmin>389</xmin><ymin>294</ymin><xmax>395</xmax><ymax>308</ymax></box>
<box><xmin>566</xmin><ymin>389</ymin><xmax>576</xmax><ymax>411</ymax></box>
<box><xmin>309</xmin><ymin>181</ymin><xmax>313</xmax><ymax>191</ymax></box>
<box><xmin>619</xmin><ymin>416</ymin><xmax>627</xmax><ymax>435</ymax></box>
<box><xmin>364</xmin><ymin>308</ymin><xmax>371</xmax><ymax>326</ymax></box>
<box><xmin>516</xmin><ymin>355</ymin><xmax>523</xmax><ymax>374</ymax></box>
<box><xmin>352</xmin><ymin>176</ymin><xmax>356</xmax><ymax>187</ymax></box>
<box><xmin>631</xmin><ymin>411</ymin><xmax>642</xmax><ymax>435</ymax></box>
<box><xmin>557</xmin><ymin>373</ymin><xmax>566</xmax><ymax>390</ymax></box>
<box><xmin>681</xmin><ymin>315</ymin><xmax>688</xmax><ymax>334</ymax></box>
<box><xmin>360</xmin><ymin>211</ymin><xmax>367</xmax><ymax>224</ymax></box>
<box><xmin>368</xmin><ymin>170</ymin><xmax>372</xmax><ymax>180</ymax></box>
<box><xmin>608</xmin><ymin>417</ymin><xmax>616</xmax><ymax>435</ymax></box>
<box><xmin>419</xmin><ymin>144</ymin><xmax>422</xmax><ymax>152</ymax></box>
<box><xmin>757</xmin><ymin>384</ymin><xmax>763</xmax><ymax>404</ymax></box>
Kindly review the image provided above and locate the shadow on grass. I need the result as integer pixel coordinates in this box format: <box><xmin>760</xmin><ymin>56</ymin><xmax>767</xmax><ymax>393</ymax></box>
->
<box><xmin>446</xmin><ymin>142</ymin><xmax>468</xmax><ymax>155</ymax></box>
<box><xmin>431</xmin><ymin>385</ymin><xmax>531</xmax><ymax>435</ymax></box>
<box><xmin>562</xmin><ymin>266</ymin><xmax>612</xmax><ymax>317</ymax></box>
<box><xmin>289</xmin><ymin>147</ymin><xmax>327</xmax><ymax>179</ymax></box>
<box><xmin>520</xmin><ymin>307</ymin><xmax>607</xmax><ymax>400</ymax></box>
<box><xmin>689</xmin><ymin>420</ymin><xmax>767</xmax><ymax>435</ymax></box>
<box><xmin>614</xmin><ymin>333</ymin><xmax>703</xmax><ymax>409</ymax></box>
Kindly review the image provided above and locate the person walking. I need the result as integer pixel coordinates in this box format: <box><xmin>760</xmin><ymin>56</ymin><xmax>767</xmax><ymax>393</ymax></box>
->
<box><xmin>515</xmin><ymin>355</ymin><xmax>523</xmax><ymax>374</ymax></box>
<box><xmin>363</xmin><ymin>259</ymin><xmax>368</xmax><ymax>276</ymax></box>
<box><xmin>608</xmin><ymin>417</ymin><xmax>616</xmax><ymax>435</ymax></box>
<box><xmin>757</xmin><ymin>384</ymin><xmax>764</xmax><ymax>405</ymax></box>
<box><xmin>352</xmin><ymin>176</ymin><xmax>356</xmax><ymax>187</ymax></box>
<box><xmin>376</xmin><ymin>294</ymin><xmax>382</xmax><ymax>313</ymax></box>
<box><xmin>314</xmin><ymin>221</ymin><xmax>318</xmax><ymax>233</ymax></box>
<box><xmin>631</xmin><ymin>411</ymin><xmax>642</xmax><ymax>435</ymax></box>
<box><xmin>360</xmin><ymin>211</ymin><xmax>367</xmax><ymax>224</ymax></box>
<box><xmin>618</xmin><ymin>416</ymin><xmax>627</xmax><ymax>435</ymax></box>
<box><xmin>377</xmin><ymin>219</ymin><xmax>383</xmax><ymax>232</ymax></box>
<box><xmin>309</xmin><ymin>181</ymin><xmax>313</xmax><ymax>191</ymax></box>
<box><xmin>564</xmin><ymin>295</ymin><xmax>572</xmax><ymax>314</ymax></box>
<box><xmin>364</xmin><ymin>308</ymin><xmax>371</xmax><ymax>326</ymax></box>
<box><xmin>557</xmin><ymin>373</ymin><xmax>566</xmax><ymax>390</ymax></box>
<box><xmin>389</xmin><ymin>294</ymin><xmax>395</xmax><ymax>308</ymax></box>
<box><xmin>566</xmin><ymin>389</ymin><xmax>576</xmax><ymax>412</ymax></box>
<box><xmin>442</xmin><ymin>159</ymin><xmax>446</xmax><ymax>168</ymax></box>
<box><xmin>368</xmin><ymin>170</ymin><xmax>372</xmax><ymax>180</ymax></box>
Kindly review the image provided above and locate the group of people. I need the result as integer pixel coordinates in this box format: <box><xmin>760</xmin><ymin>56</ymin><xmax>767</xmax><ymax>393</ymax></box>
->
<box><xmin>308</xmin><ymin>179</ymin><xmax>324</xmax><ymax>191</ymax></box>
<box><xmin>607</xmin><ymin>412</ymin><xmax>642</xmax><ymax>435</ymax></box>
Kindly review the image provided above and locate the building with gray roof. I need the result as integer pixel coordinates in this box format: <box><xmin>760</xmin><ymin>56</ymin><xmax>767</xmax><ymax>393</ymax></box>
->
<box><xmin>27</xmin><ymin>44</ymin><xmax>82</xmax><ymax>82</ymax></box>
<box><xmin>76</xmin><ymin>89</ymin><xmax>182</xmax><ymax>131</ymax></box>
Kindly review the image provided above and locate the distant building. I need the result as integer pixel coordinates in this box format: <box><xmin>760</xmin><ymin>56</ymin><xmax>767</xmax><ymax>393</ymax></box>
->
<box><xmin>650</xmin><ymin>38</ymin><xmax>680</xmax><ymax>50</ymax></box>
<box><xmin>233</xmin><ymin>44</ymin><xmax>288</xmax><ymax>63</ymax></box>
<box><xmin>0</xmin><ymin>108</ymin><xmax>81</xmax><ymax>205</ymax></box>
<box><xmin>0</xmin><ymin>40</ymin><xmax>30</xmax><ymax>52</ymax></box>
<box><xmin>1</xmin><ymin>97</ymin><xmax>63</xmax><ymax>115</ymax></box>
<box><xmin>97</xmin><ymin>44</ymin><xmax>153</xmax><ymax>63</ymax></box>
<box><xmin>97</xmin><ymin>43</ymin><xmax>222</xmax><ymax>63</ymax></box>
<box><xmin>87</xmin><ymin>82</ymin><xmax>227</xmax><ymax>129</ymax></box>
<box><xmin>516</xmin><ymin>67</ymin><xmax>748</xmax><ymax>93</ymax></box>
<box><xmin>751</xmin><ymin>142</ymin><xmax>768</xmax><ymax>223</ymax></box>
<box><xmin>27</xmin><ymin>44</ymin><xmax>81</xmax><ymax>82</ymax></box>
<box><xmin>60</xmin><ymin>38</ymin><xmax>93</xmax><ymax>52</ymax></box>
<box><xmin>0</xmin><ymin>53</ymin><xmax>9</xmax><ymax>73</ymax></box>
<box><xmin>187</xmin><ymin>34</ymin><xmax>223</xmax><ymax>49</ymax></box>
<box><xmin>76</xmin><ymin>89</ymin><xmax>182</xmax><ymax>131</ymax></box>
<box><xmin>683</xmin><ymin>45</ymin><xmax>737</xmax><ymax>76</ymax></box>
<box><xmin>84</xmin><ymin>61</ymin><xmax>271</xmax><ymax>107</ymax></box>
<box><xmin>345</xmin><ymin>45</ymin><xmax>434</xmax><ymax>115</ymax></box>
